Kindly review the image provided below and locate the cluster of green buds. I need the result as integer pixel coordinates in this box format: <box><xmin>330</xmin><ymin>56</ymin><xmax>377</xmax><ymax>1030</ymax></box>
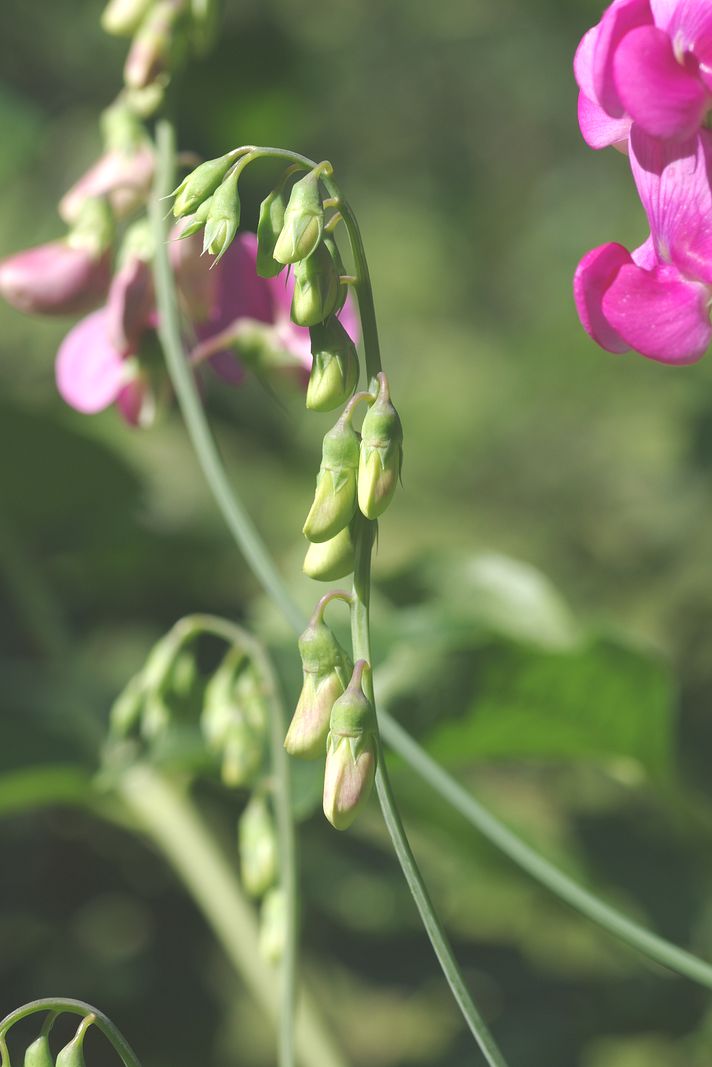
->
<box><xmin>5</xmin><ymin>1012</ymin><xmax>94</xmax><ymax>1067</ymax></box>
<box><xmin>201</xmin><ymin>646</ymin><xmax>268</xmax><ymax>787</ymax></box>
<box><xmin>301</xmin><ymin>372</ymin><xmax>403</xmax><ymax>582</ymax></box>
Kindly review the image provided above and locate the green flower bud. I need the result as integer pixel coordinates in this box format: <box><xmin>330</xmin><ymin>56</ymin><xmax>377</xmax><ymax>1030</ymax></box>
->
<box><xmin>176</xmin><ymin>194</ymin><xmax>213</xmax><ymax>239</ymax></box>
<box><xmin>238</xmin><ymin>795</ymin><xmax>278</xmax><ymax>897</ymax></box>
<box><xmin>172</xmin><ymin>152</ymin><xmax>235</xmax><ymax>219</ymax></box>
<box><xmin>285</xmin><ymin>611</ymin><xmax>353</xmax><ymax>759</ymax></box>
<box><xmin>202</xmin><ymin>167</ymin><xmax>241</xmax><ymax>262</ymax></box>
<box><xmin>259</xmin><ymin>887</ymin><xmax>286</xmax><ymax>964</ymax></box>
<box><xmin>303</xmin><ymin>523</ymin><xmax>355</xmax><ymax>582</ymax></box>
<box><xmin>303</xmin><ymin>413</ymin><xmax>360</xmax><ymax>543</ymax></box>
<box><xmin>67</xmin><ymin>197</ymin><xmax>115</xmax><ymax>258</ymax></box>
<box><xmin>101</xmin><ymin>0</ymin><xmax>154</xmax><ymax>36</ymax></box>
<box><xmin>201</xmin><ymin>649</ymin><xmax>266</xmax><ymax>787</ymax></box>
<box><xmin>110</xmin><ymin>673</ymin><xmax>145</xmax><ymax>737</ymax></box>
<box><xmin>256</xmin><ymin>186</ymin><xmax>287</xmax><ymax>278</ymax></box>
<box><xmin>55</xmin><ymin>1018</ymin><xmax>92</xmax><ymax>1067</ymax></box>
<box><xmin>358</xmin><ymin>373</ymin><xmax>403</xmax><ymax>519</ymax></box>
<box><xmin>291</xmin><ymin>244</ymin><xmax>340</xmax><ymax>328</ymax></box>
<box><xmin>273</xmin><ymin>171</ymin><xmax>324</xmax><ymax>265</ymax></box>
<box><xmin>24</xmin><ymin>1035</ymin><xmax>53</xmax><ymax>1067</ymax></box>
<box><xmin>323</xmin><ymin>660</ymin><xmax>377</xmax><ymax>830</ymax></box>
<box><xmin>306</xmin><ymin>316</ymin><xmax>359</xmax><ymax>412</ymax></box>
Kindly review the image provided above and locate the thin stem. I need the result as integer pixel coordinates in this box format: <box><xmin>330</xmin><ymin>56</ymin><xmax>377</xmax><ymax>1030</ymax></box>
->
<box><xmin>151</xmin><ymin>122</ymin><xmax>304</xmax><ymax>634</ymax></box>
<box><xmin>0</xmin><ymin>999</ymin><xmax>142</xmax><ymax>1067</ymax></box>
<box><xmin>117</xmin><ymin>765</ymin><xmax>346</xmax><ymax>1067</ymax></box>
<box><xmin>150</xmin><ymin>124</ymin><xmax>712</xmax><ymax>997</ymax></box>
<box><xmin>377</xmin><ymin>710</ymin><xmax>712</xmax><ymax>990</ymax></box>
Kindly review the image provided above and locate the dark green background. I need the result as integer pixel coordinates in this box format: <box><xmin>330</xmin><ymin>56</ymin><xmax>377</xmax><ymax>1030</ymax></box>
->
<box><xmin>2</xmin><ymin>2</ymin><xmax>712</xmax><ymax>1065</ymax></box>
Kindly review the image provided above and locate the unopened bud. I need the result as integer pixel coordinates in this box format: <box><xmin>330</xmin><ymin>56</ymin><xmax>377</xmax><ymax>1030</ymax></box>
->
<box><xmin>202</xmin><ymin>167</ymin><xmax>240</xmax><ymax>262</ymax></box>
<box><xmin>285</xmin><ymin>608</ymin><xmax>353</xmax><ymax>759</ymax></box>
<box><xmin>273</xmin><ymin>171</ymin><xmax>324</xmax><ymax>265</ymax></box>
<box><xmin>60</xmin><ymin>145</ymin><xmax>154</xmax><ymax>224</ymax></box>
<box><xmin>303</xmin><ymin>523</ymin><xmax>355</xmax><ymax>582</ymax></box>
<box><xmin>124</xmin><ymin>0</ymin><xmax>177</xmax><ymax>89</ymax></box>
<box><xmin>259</xmin><ymin>888</ymin><xmax>286</xmax><ymax>964</ymax></box>
<box><xmin>306</xmin><ymin>316</ymin><xmax>359</xmax><ymax>411</ymax></box>
<box><xmin>172</xmin><ymin>152</ymin><xmax>235</xmax><ymax>219</ymax></box>
<box><xmin>67</xmin><ymin>196</ymin><xmax>115</xmax><ymax>257</ymax></box>
<box><xmin>303</xmin><ymin>413</ymin><xmax>359</xmax><ymax>542</ymax></box>
<box><xmin>0</xmin><ymin>240</ymin><xmax>110</xmax><ymax>317</ymax></box>
<box><xmin>323</xmin><ymin>660</ymin><xmax>377</xmax><ymax>830</ymax></box>
<box><xmin>238</xmin><ymin>795</ymin><xmax>278</xmax><ymax>897</ymax></box>
<box><xmin>24</xmin><ymin>1035</ymin><xmax>53</xmax><ymax>1067</ymax></box>
<box><xmin>101</xmin><ymin>0</ymin><xmax>154</xmax><ymax>36</ymax></box>
<box><xmin>56</xmin><ymin>1018</ymin><xmax>92</xmax><ymax>1067</ymax></box>
<box><xmin>176</xmin><ymin>194</ymin><xmax>213</xmax><ymax>239</ymax></box>
<box><xmin>201</xmin><ymin>650</ymin><xmax>266</xmax><ymax>787</ymax></box>
<box><xmin>256</xmin><ymin>186</ymin><xmax>287</xmax><ymax>278</ymax></box>
<box><xmin>358</xmin><ymin>373</ymin><xmax>403</xmax><ymax>519</ymax></box>
<box><xmin>107</xmin><ymin>255</ymin><xmax>154</xmax><ymax>356</ymax></box>
<box><xmin>291</xmin><ymin>243</ymin><xmax>340</xmax><ymax>327</ymax></box>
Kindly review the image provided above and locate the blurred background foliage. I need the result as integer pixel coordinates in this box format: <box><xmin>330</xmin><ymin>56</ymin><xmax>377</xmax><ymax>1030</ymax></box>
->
<box><xmin>2</xmin><ymin>1</ymin><xmax>712</xmax><ymax>1065</ymax></box>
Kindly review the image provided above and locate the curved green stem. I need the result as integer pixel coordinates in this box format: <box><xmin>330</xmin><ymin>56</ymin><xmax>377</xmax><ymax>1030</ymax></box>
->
<box><xmin>150</xmin><ymin>121</ymin><xmax>712</xmax><ymax>1001</ymax></box>
<box><xmin>377</xmin><ymin>711</ymin><xmax>712</xmax><ymax>989</ymax></box>
<box><xmin>0</xmin><ymin>999</ymin><xmax>142</xmax><ymax>1067</ymax></box>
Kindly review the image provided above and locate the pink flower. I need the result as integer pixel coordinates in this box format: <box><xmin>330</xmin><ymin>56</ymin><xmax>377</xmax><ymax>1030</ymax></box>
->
<box><xmin>0</xmin><ymin>240</ymin><xmax>111</xmax><ymax>316</ymax></box>
<box><xmin>59</xmin><ymin>145</ymin><xmax>155</xmax><ymax>224</ymax></box>
<box><xmin>574</xmin><ymin>127</ymin><xmax>712</xmax><ymax>363</ymax></box>
<box><xmin>575</xmin><ymin>0</ymin><xmax>712</xmax><ymax>148</ymax></box>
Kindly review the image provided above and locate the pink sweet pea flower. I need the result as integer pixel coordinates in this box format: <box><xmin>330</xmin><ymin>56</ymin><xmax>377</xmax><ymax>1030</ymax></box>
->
<box><xmin>0</xmin><ymin>239</ymin><xmax>111</xmax><ymax>316</ymax></box>
<box><xmin>574</xmin><ymin>127</ymin><xmax>712</xmax><ymax>363</ymax></box>
<box><xmin>59</xmin><ymin>145</ymin><xmax>155</xmax><ymax>225</ymax></box>
<box><xmin>575</xmin><ymin>0</ymin><xmax>712</xmax><ymax>148</ymax></box>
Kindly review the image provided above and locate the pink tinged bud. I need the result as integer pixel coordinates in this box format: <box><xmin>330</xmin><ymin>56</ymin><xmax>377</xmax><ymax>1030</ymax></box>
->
<box><xmin>323</xmin><ymin>660</ymin><xmax>377</xmax><ymax>831</ymax></box>
<box><xmin>106</xmin><ymin>255</ymin><xmax>155</xmax><ymax>354</ymax></box>
<box><xmin>59</xmin><ymin>147</ymin><xmax>155</xmax><ymax>225</ymax></box>
<box><xmin>124</xmin><ymin>0</ymin><xmax>177</xmax><ymax>89</ymax></box>
<box><xmin>0</xmin><ymin>241</ymin><xmax>111</xmax><ymax>316</ymax></box>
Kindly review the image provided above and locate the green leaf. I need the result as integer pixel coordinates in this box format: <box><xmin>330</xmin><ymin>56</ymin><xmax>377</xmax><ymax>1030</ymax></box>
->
<box><xmin>423</xmin><ymin>636</ymin><xmax>675</xmax><ymax>780</ymax></box>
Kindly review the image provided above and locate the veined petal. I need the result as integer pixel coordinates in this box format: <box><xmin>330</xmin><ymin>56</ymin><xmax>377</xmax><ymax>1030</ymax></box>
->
<box><xmin>666</xmin><ymin>0</ymin><xmax>712</xmax><ymax>54</ymax></box>
<box><xmin>615</xmin><ymin>25</ymin><xmax>708</xmax><ymax>140</ymax></box>
<box><xmin>56</xmin><ymin>308</ymin><xmax>127</xmax><ymax>413</ymax></box>
<box><xmin>573</xmin><ymin>242</ymin><xmax>632</xmax><ymax>353</ymax></box>
<box><xmin>603</xmin><ymin>260</ymin><xmax>712</xmax><ymax>362</ymax></box>
<box><xmin>630</xmin><ymin>127</ymin><xmax>712</xmax><ymax>284</ymax></box>
<box><xmin>594</xmin><ymin>0</ymin><xmax>653</xmax><ymax>116</ymax></box>
<box><xmin>578</xmin><ymin>91</ymin><xmax>632</xmax><ymax>149</ymax></box>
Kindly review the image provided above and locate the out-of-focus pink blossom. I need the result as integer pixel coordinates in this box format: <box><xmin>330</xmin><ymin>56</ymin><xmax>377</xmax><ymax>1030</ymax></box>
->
<box><xmin>575</xmin><ymin>0</ymin><xmax>712</xmax><ymax>148</ymax></box>
<box><xmin>106</xmin><ymin>254</ymin><xmax>155</xmax><ymax>355</ymax></box>
<box><xmin>0</xmin><ymin>240</ymin><xmax>111</xmax><ymax>316</ymax></box>
<box><xmin>59</xmin><ymin>145</ymin><xmax>155</xmax><ymax>224</ymax></box>
<box><xmin>574</xmin><ymin>128</ymin><xmax>712</xmax><ymax>363</ymax></box>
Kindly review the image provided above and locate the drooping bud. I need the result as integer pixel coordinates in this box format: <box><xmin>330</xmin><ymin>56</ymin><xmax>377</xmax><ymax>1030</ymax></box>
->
<box><xmin>0</xmin><ymin>241</ymin><xmax>111</xmax><ymax>317</ymax></box>
<box><xmin>201</xmin><ymin>649</ymin><xmax>266</xmax><ymax>787</ymax></box>
<box><xmin>238</xmin><ymin>794</ymin><xmax>278</xmax><ymax>897</ymax></box>
<box><xmin>256</xmin><ymin>186</ymin><xmax>287</xmax><ymax>278</ymax></box>
<box><xmin>358</xmin><ymin>373</ymin><xmax>403</xmax><ymax>519</ymax></box>
<box><xmin>291</xmin><ymin>243</ymin><xmax>340</xmax><ymax>327</ymax></box>
<box><xmin>101</xmin><ymin>0</ymin><xmax>155</xmax><ymax>36</ymax></box>
<box><xmin>303</xmin><ymin>523</ymin><xmax>355</xmax><ymax>582</ymax></box>
<box><xmin>175</xmin><ymin>194</ymin><xmax>213</xmax><ymax>240</ymax></box>
<box><xmin>273</xmin><ymin>170</ymin><xmax>324</xmax><ymax>265</ymax></box>
<box><xmin>172</xmin><ymin>152</ymin><xmax>235</xmax><ymax>219</ymax></box>
<box><xmin>323</xmin><ymin>660</ymin><xmax>377</xmax><ymax>830</ymax></box>
<box><xmin>303</xmin><ymin>412</ymin><xmax>360</xmax><ymax>542</ymax></box>
<box><xmin>202</xmin><ymin>167</ymin><xmax>241</xmax><ymax>262</ymax></box>
<box><xmin>306</xmin><ymin>316</ymin><xmax>359</xmax><ymax>411</ymax></box>
<box><xmin>24</xmin><ymin>1035</ymin><xmax>53</xmax><ymax>1067</ymax></box>
<box><xmin>55</xmin><ymin>1017</ymin><xmax>93</xmax><ymax>1067</ymax></box>
<box><xmin>285</xmin><ymin>602</ymin><xmax>353</xmax><ymax>759</ymax></box>
<box><xmin>124</xmin><ymin>0</ymin><xmax>179</xmax><ymax>89</ymax></box>
<box><xmin>259</xmin><ymin>888</ymin><xmax>286</xmax><ymax>964</ymax></box>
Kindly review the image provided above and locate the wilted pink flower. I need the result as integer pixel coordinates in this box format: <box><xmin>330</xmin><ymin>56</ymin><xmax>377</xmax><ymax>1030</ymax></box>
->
<box><xmin>574</xmin><ymin>127</ymin><xmax>712</xmax><ymax>363</ymax></box>
<box><xmin>59</xmin><ymin>145</ymin><xmax>155</xmax><ymax>224</ymax></box>
<box><xmin>575</xmin><ymin>0</ymin><xmax>712</xmax><ymax>149</ymax></box>
<box><xmin>0</xmin><ymin>240</ymin><xmax>111</xmax><ymax>316</ymax></box>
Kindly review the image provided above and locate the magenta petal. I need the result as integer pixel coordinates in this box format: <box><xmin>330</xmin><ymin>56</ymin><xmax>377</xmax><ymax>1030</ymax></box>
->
<box><xmin>578</xmin><ymin>91</ymin><xmax>632</xmax><ymax>149</ymax></box>
<box><xmin>615</xmin><ymin>25</ymin><xmax>708</xmax><ymax>140</ymax></box>
<box><xmin>574</xmin><ymin>243</ymin><xmax>633</xmax><ymax>353</ymax></box>
<box><xmin>593</xmin><ymin>0</ymin><xmax>653</xmax><ymax>116</ymax></box>
<box><xmin>56</xmin><ymin>309</ymin><xmax>127</xmax><ymax>413</ymax></box>
<box><xmin>650</xmin><ymin>0</ymin><xmax>677</xmax><ymax>31</ymax></box>
<box><xmin>603</xmin><ymin>261</ymin><xmax>712</xmax><ymax>363</ymax></box>
<box><xmin>630</xmin><ymin>127</ymin><xmax>712</xmax><ymax>284</ymax></box>
<box><xmin>574</xmin><ymin>27</ymin><xmax>599</xmax><ymax>101</ymax></box>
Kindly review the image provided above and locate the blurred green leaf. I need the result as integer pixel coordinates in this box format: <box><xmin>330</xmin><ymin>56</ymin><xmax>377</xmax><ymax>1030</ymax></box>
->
<box><xmin>0</xmin><ymin>764</ymin><xmax>93</xmax><ymax>817</ymax></box>
<box><xmin>424</xmin><ymin>636</ymin><xmax>675</xmax><ymax>779</ymax></box>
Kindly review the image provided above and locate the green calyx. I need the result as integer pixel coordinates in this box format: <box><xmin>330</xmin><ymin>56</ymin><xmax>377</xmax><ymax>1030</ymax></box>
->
<box><xmin>202</xmin><ymin>166</ymin><xmax>241</xmax><ymax>262</ymax></box>
<box><xmin>303</xmin><ymin>415</ymin><xmax>360</xmax><ymax>542</ymax></box>
<box><xmin>67</xmin><ymin>197</ymin><xmax>115</xmax><ymax>257</ymax></box>
<box><xmin>358</xmin><ymin>374</ymin><xmax>403</xmax><ymax>519</ymax></box>
<box><xmin>306</xmin><ymin>316</ymin><xmax>359</xmax><ymax>411</ymax></box>
<box><xmin>303</xmin><ymin>523</ymin><xmax>355</xmax><ymax>582</ymax></box>
<box><xmin>101</xmin><ymin>0</ymin><xmax>154</xmax><ymax>37</ymax></box>
<box><xmin>297</xmin><ymin>616</ymin><xmax>351</xmax><ymax>676</ymax></box>
<box><xmin>172</xmin><ymin>152</ymin><xmax>235</xmax><ymax>218</ymax></box>
<box><xmin>328</xmin><ymin>660</ymin><xmax>376</xmax><ymax>737</ymax></box>
<box><xmin>23</xmin><ymin>1035</ymin><xmax>53</xmax><ymax>1067</ymax></box>
<box><xmin>291</xmin><ymin>243</ymin><xmax>340</xmax><ymax>327</ymax></box>
<box><xmin>256</xmin><ymin>186</ymin><xmax>287</xmax><ymax>278</ymax></box>
<box><xmin>177</xmin><ymin>194</ymin><xmax>213</xmax><ymax>239</ymax></box>
<box><xmin>273</xmin><ymin>170</ymin><xmax>324</xmax><ymax>265</ymax></box>
<box><xmin>238</xmin><ymin>794</ymin><xmax>278</xmax><ymax>897</ymax></box>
